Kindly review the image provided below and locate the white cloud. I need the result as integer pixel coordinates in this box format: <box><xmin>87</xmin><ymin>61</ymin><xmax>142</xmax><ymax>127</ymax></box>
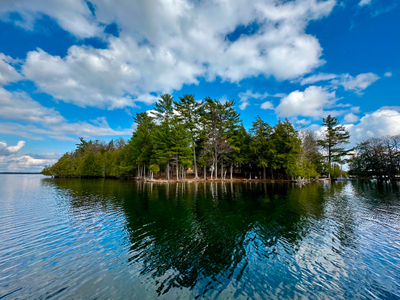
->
<box><xmin>299</xmin><ymin>72</ymin><xmax>379</xmax><ymax>94</ymax></box>
<box><xmin>300</xmin><ymin>73</ymin><xmax>337</xmax><ymax>85</ymax></box>
<box><xmin>384</xmin><ymin>72</ymin><xmax>392</xmax><ymax>77</ymax></box>
<box><xmin>0</xmin><ymin>88</ymin><xmax>133</xmax><ymax>140</ymax></box>
<box><xmin>0</xmin><ymin>0</ymin><xmax>98</xmax><ymax>38</ymax></box>
<box><xmin>238</xmin><ymin>90</ymin><xmax>268</xmax><ymax>110</ymax></box>
<box><xmin>9</xmin><ymin>155</ymin><xmax>54</xmax><ymax>168</ymax></box>
<box><xmin>0</xmin><ymin>53</ymin><xmax>22</xmax><ymax>86</ymax></box>
<box><xmin>260</xmin><ymin>101</ymin><xmax>274</xmax><ymax>110</ymax></box>
<box><xmin>344</xmin><ymin>112</ymin><xmax>359</xmax><ymax>123</ymax></box>
<box><xmin>0</xmin><ymin>140</ymin><xmax>25</xmax><ymax>156</ymax></box>
<box><xmin>275</xmin><ymin>86</ymin><xmax>338</xmax><ymax>118</ymax></box>
<box><xmin>347</xmin><ymin>108</ymin><xmax>400</xmax><ymax>144</ymax></box>
<box><xmin>0</xmin><ymin>87</ymin><xmax>65</xmax><ymax>124</ymax></box>
<box><xmin>334</xmin><ymin>73</ymin><xmax>379</xmax><ymax>94</ymax></box>
<box><xmin>358</xmin><ymin>0</ymin><xmax>372</xmax><ymax>7</ymax></box>
<box><xmin>0</xmin><ymin>153</ymin><xmax>59</xmax><ymax>172</ymax></box>
<box><xmin>239</xmin><ymin>102</ymin><xmax>250</xmax><ymax>110</ymax></box>
<box><xmin>8</xmin><ymin>0</ymin><xmax>337</xmax><ymax>109</ymax></box>
<box><xmin>0</xmin><ymin>119</ymin><xmax>134</xmax><ymax>141</ymax></box>
<box><xmin>238</xmin><ymin>90</ymin><xmax>269</xmax><ymax>103</ymax></box>
<box><xmin>0</xmin><ymin>140</ymin><xmax>51</xmax><ymax>172</ymax></box>
<box><xmin>238</xmin><ymin>90</ymin><xmax>283</xmax><ymax>110</ymax></box>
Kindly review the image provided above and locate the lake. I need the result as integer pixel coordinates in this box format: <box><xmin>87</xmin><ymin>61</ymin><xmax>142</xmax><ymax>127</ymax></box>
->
<box><xmin>0</xmin><ymin>175</ymin><xmax>399</xmax><ymax>299</ymax></box>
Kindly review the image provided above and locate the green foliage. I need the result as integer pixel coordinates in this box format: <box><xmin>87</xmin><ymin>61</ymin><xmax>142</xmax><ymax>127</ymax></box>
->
<box><xmin>250</xmin><ymin>116</ymin><xmax>272</xmax><ymax>174</ymax></box>
<box><xmin>43</xmin><ymin>100</ymin><xmax>349</xmax><ymax>182</ymax></box>
<box><xmin>149</xmin><ymin>164</ymin><xmax>160</xmax><ymax>174</ymax></box>
<box><xmin>348</xmin><ymin>135</ymin><xmax>400</xmax><ymax>179</ymax></box>
<box><xmin>318</xmin><ymin>115</ymin><xmax>351</xmax><ymax>166</ymax></box>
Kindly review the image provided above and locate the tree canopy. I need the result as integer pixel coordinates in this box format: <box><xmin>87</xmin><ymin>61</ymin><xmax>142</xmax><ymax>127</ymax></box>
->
<box><xmin>43</xmin><ymin>95</ymin><xmax>357</xmax><ymax>181</ymax></box>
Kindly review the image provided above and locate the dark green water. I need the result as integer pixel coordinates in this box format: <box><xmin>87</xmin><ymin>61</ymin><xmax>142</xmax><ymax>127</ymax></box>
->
<box><xmin>1</xmin><ymin>175</ymin><xmax>400</xmax><ymax>299</ymax></box>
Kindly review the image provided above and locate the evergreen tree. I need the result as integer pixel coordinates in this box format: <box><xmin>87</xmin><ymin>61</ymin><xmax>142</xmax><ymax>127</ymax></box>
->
<box><xmin>153</xmin><ymin>94</ymin><xmax>175</xmax><ymax>179</ymax></box>
<box><xmin>128</xmin><ymin>112</ymin><xmax>155</xmax><ymax>178</ymax></box>
<box><xmin>318</xmin><ymin>115</ymin><xmax>351</xmax><ymax>178</ymax></box>
<box><xmin>250</xmin><ymin>116</ymin><xmax>272</xmax><ymax>179</ymax></box>
<box><xmin>169</xmin><ymin>116</ymin><xmax>193</xmax><ymax>180</ymax></box>
<box><xmin>270</xmin><ymin>119</ymin><xmax>301</xmax><ymax>179</ymax></box>
<box><xmin>175</xmin><ymin>94</ymin><xmax>202</xmax><ymax>179</ymax></box>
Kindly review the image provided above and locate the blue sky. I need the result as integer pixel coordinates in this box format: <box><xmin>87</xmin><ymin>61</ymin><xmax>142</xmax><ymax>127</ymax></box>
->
<box><xmin>0</xmin><ymin>0</ymin><xmax>399</xmax><ymax>171</ymax></box>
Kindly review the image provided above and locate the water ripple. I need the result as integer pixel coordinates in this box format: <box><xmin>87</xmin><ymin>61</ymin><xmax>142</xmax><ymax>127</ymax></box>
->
<box><xmin>1</xmin><ymin>176</ymin><xmax>400</xmax><ymax>299</ymax></box>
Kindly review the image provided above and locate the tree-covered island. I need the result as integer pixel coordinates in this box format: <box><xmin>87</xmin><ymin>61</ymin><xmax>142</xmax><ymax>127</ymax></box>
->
<box><xmin>42</xmin><ymin>94</ymin><xmax>400</xmax><ymax>182</ymax></box>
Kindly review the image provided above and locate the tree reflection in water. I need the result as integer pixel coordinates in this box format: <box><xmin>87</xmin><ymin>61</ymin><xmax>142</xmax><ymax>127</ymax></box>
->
<box><xmin>41</xmin><ymin>178</ymin><xmax>344</xmax><ymax>298</ymax></box>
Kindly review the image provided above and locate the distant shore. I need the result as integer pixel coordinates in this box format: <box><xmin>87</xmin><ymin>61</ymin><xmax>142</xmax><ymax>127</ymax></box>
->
<box><xmin>0</xmin><ymin>172</ymin><xmax>42</xmax><ymax>174</ymax></box>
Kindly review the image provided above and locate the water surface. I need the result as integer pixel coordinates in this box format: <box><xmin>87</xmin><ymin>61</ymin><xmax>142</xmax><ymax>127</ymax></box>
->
<box><xmin>1</xmin><ymin>175</ymin><xmax>400</xmax><ymax>299</ymax></box>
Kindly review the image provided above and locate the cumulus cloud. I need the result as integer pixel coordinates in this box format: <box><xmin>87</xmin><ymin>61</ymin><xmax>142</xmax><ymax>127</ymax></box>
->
<box><xmin>0</xmin><ymin>140</ymin><xmax>51</xmax><ymax>172</ymax></box>
<box><xmin>384</xmin><ymin>72</ymin><xmax>392</xmax><ymax>77</ymax></box>
<box><xmin>0</xmin><ymin>0</ymin><xmax>98</xmax><ymax>38</ymax></box>
<box><xmin>0</xmin><ymin>53</ymin><xmax>22</xmax><ymax>86</ymax></box>
<box><xmin>347</xmin><ymin>108</ymin><xmax>400</xmax><ymax>145</ymax></box>
<box><xmin>334</xmin><ymin>73</ymin><xmax>379</xmax><ymax>94</ymax></box>
<box><xmin>238</xmin><ymin>102</ymin><xmax>250</xmax><ymax>110</ymax></box>
<box><xmin>343</xmin><ymin>112</ymin><xmax>359</xmax><ymax>123</ymax></box>
<box><xmin>0</xmin><ymin>141</ymin><xmax>25</xmax><ymax>156</ymax></box>
<box><xmin>275</xmin><ymin>86</ymin><xmax>338</xmax><ymax>118</ymax></box>
<box><xmin>8</xmin><ymin>0</ymin><xmax>337</xmax><ymax>109</ymax></box>
<box><xmin>0</xmin><ymin>153</ymin><xmax>59</xmax><ymax>172</ymax></box>
<box><xmin>261</xmin><ymin>101</ymin><xmax>274</xmax><ymax>110</ymax></box>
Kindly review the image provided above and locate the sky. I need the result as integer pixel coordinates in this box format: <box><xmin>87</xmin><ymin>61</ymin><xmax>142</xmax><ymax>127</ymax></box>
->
<box><xmin>0</xmin><ymin>0</ymin><xmax>399</xmax><ymax>172</ymax></box>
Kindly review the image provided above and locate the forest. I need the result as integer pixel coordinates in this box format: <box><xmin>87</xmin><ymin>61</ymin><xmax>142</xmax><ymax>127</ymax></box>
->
<box><xmin>42</xmin><ymin>94</ymin><xmax>362</xmax><ymax>181</ymax></box>
<box><xmin>348</xmin><ymin>135</ymin><xmax>400</xmax><ymax>180</ymax></box>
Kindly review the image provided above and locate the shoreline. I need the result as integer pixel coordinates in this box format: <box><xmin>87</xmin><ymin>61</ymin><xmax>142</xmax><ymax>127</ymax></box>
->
<box><xmin>46</xmin><ymin>174</ymin><xmax>331</xmax><ymax>183</ymax></box>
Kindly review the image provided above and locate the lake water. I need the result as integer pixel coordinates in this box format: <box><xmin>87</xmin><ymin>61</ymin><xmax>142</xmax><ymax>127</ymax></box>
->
<box><xmin>0</xmin><ymin>175</ymin><xmax>400</xmax><ymax>299</ymax></box>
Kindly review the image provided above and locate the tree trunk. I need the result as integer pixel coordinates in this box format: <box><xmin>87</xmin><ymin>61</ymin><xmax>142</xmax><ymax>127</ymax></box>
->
<box><xmin>166</xmin><ymin>162</ymin><xmax>169</xmax><ymax>180</ymax></box>
<box><xmin>263</xmin><ymin>167</ymin><xmax>266</xmax><ymax>180</ymax></box>
<box><xmin>176</xmin><ymin>159</ymin><xmax>179</xmax><ymax>181</ymax></box>
<box><xmin>215</xmin><ymin>160</ymin><xmax>218</xmax><ymax>180</ymax></box>
<box><xmin>230</xmin><ymin>164</ymin><xmax>233</xmax><ymax>180</ymax></box>
<box><xmin>271</xmin><ymin>169</ymin><xmax>274</xmax><ymax>180</ymax></box>
<box><xmin>193</xmin><ymin>146</ymin><xmax>198</xmax><ymax>179</ymax></box>
<box><xmin>221</xmin><ymin>160</ymin><xmax>223</xmax><ymax>180</ymax></box>
<box><xmin>151</xmin><ymin>172</ymin><xmax>153</xmax><ymax>180</ymax></box>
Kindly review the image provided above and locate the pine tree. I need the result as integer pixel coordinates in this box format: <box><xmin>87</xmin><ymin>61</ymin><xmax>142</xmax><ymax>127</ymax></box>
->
<box><xmin>153</xmin><ymin>94</ymin><xmax>175</xmax><ymax>179</ymax></box>
<box><xmin>250</xmin><ymin>116</ymin><xmax>272</xmax><ymax>179</ymax></box>
<box><xmin>175</xmin><ymin>94</ymin><xmax>202</xmax><ymax>179</ymax></box>
<box><xmin>318</xmin><ymin>115</ymin><xmax>351</xmax><ymax>177</ymax></box>
<box><xmin>128</xmin><ymin>112</ymin><xmax>155</xmax><ymax>178</ymax></box>
<box><xmin>270</xmin><ymin>119</ymin><xmax>301</xmax><ymax>179</ymax></box>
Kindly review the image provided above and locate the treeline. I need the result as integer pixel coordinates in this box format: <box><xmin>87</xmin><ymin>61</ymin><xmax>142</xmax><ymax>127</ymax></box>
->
<box><xmin>43</xmin><ymin>94</ymin><xmax>352</xmax><ymax>181</ymax></box>
<box><xmin>349</xmin><ymin>135</ymin><xmax>400</xmax><ymax>180</ymax></box>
